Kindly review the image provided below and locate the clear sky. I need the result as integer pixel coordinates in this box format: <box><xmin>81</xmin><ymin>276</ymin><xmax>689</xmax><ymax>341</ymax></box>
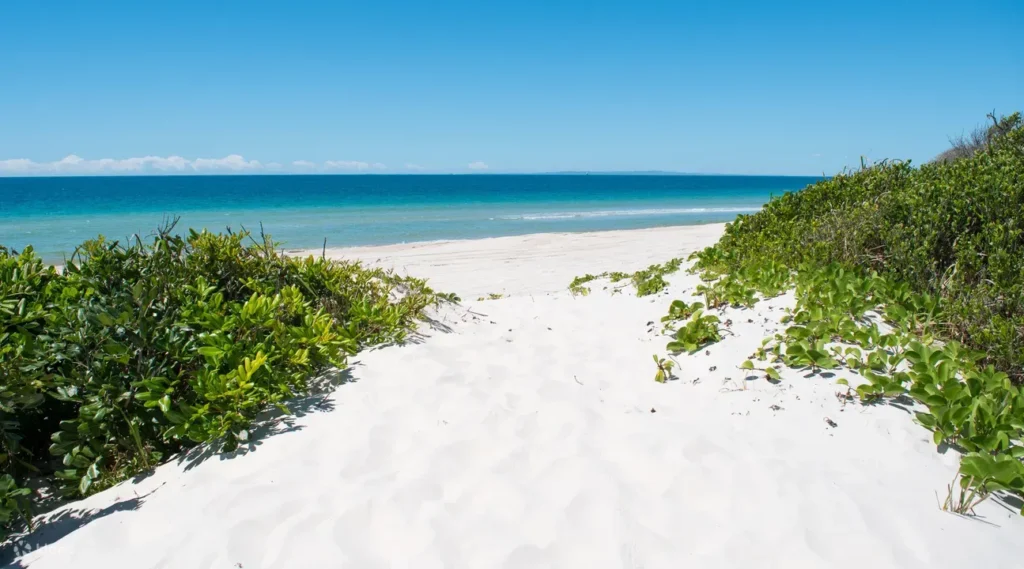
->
<box><xmin>0</xmin><ymin>0</ymin><xmax>1020</xmax><ymax>176</ymax></box>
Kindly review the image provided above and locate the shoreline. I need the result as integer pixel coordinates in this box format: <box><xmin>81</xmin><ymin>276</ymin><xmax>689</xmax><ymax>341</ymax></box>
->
<box><xmin>46</xmin><ymin>223</ymin><xmax>729</xmax><ymax>280</ymax></box>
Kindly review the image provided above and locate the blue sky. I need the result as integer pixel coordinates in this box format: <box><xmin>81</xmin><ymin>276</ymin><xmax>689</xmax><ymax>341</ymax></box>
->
<box><xmin>0</xmin><ymin>0</ymin><xmax>1020</xmax><ymax>176</ymax></box>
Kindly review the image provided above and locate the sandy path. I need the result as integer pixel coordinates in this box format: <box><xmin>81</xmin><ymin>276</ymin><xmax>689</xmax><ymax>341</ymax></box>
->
<box><xmin>296</xmin><ymin>223</ymin><xmax>727</xmax><ymax>298</ymax></box>
<box><xmin>8</xmin><ymin>224</ymin><xmax>1023</xmax><ymax>568</ymax></box>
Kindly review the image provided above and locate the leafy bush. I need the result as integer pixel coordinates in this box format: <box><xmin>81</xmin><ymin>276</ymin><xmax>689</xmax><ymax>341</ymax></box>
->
<box><xmin>0</xmin><ymin>224</ymin><xmax>449</xmax><ymax>536</ymax></box>
<box><xmin>933</xmin><ymin>111</ymin><xmax>1017</xmax><ymax>164</ymax></box>
<box><xmin>695</xmin><ymin>112</ymin><xmax>1024</xmax><ymax>381</ymax></box>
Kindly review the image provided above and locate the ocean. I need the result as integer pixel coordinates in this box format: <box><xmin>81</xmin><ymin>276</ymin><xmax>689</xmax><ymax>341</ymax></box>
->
<box><xmin>0</xmin><ymin>174</ymin><xmax>821</xmax><ymax>263</ymax></box>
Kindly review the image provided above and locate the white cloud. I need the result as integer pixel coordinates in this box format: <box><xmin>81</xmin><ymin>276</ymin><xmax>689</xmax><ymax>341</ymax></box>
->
<box><xmin>0</xmin><ymin>158</ymin><xmax>36</xmax><ymax>174</ymax></box>
<box><xmin>0</xmin><ymin>154</ymin><xmax>265</xmax><ymax>175</ymax></box>
<box><xmin>0</xmin><ymin>154</ymin><xmax>196</xmax><ymax>174</ymax></box>
<box><xmin>467</xmin><ymin>161</ymin><xmax>489</xmax><ymax>170</ymax></box>
<box><xmin>191</xmin><ymin>154</ymin><xmax>262</xmax><ymax>171</ymax></box>
<box><xmin>324</xmin><ymin>160</ymin><xmax>369</xmax><ymax>171</ymax></box>
<box><xmin>404</xmin><ymin>163</ymin><xmax>425</xmax><ymax>171</ymax></box>
<box><xmin>147</xmin><ymin>156</ymin><xmax>192</xmax><ymax>171</ymax></box>
<box><xmin>323</xmin><ymin>160</ymin><xmax>386</xmax><ymax>171</ymax></box>
<box><xmin>0</xmin><ymin>155</ymin><xmax>397</xmax><ymax>175</ymax></box>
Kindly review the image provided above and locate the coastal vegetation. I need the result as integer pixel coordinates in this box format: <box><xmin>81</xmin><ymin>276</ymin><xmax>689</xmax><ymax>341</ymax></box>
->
<box><xmin>652</xmin><ymin>354</ymin><xmax>675</xmax><ymax>384</ymax></box>
<box><xmin>0</xmin><ymin>223</ymin><xmax>451</xmax><ymax>535</ymax></box>
<box><xmin>569</xmin><ymin>258</ymin><xmax>685</xmax><ymax>297</ymax></box>
<box><xmin>685</xmin><ymin>112</ymin><xmax>1024</xmax><ymax>514</ymax></box>
<box><xmin>580</xmin><ymin>112</ymin><xmax>1024</xmax><ymax>514</ymax></box>
<box><xmin>665</xmin><ymin>310</ymin><xmax>721</xmax><ymax>355</ymax></box>
<box><xmin>694</xmin><ymin>111</ymin><xmax>1024</xmax><ymax>381</ymax></box>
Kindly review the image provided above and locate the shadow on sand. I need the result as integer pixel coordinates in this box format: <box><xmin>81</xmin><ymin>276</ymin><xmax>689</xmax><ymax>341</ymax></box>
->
<box><xmin>176</xmin><ymin>366</ymin><xmax>357</xmax><ymax>472</ymax></box>
<box><xmin>0</xmin><ymin>487</ymin><xmax>159</xmax><ymax>567</ymax></box>
<box><xmin>0</xmin><ymin>366</ymin><xmax>361</xmax><ymax>566</ymax></box>
<box><xmin>0</xmin><ymin>306</ymin><xmax>460</xmax><ymax>565</ymax></box>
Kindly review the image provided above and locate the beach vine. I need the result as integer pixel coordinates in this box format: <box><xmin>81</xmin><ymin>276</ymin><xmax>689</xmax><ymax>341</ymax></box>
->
<box><xmin>573</xmin><ymin>111</ymin><xmax>1024</xmax><ymax>515</ymax></box>
<box><xmin>569</xmin><ymin>259</ymin><xmax>684</xmax><ymax>297</ymax></box>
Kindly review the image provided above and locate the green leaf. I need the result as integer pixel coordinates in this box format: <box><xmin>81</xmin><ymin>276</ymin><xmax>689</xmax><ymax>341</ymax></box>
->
<box><xmin>79</xmin><ymin>475</ymin><xmax>93</xmax><ymax>495</ymax></box>
<box><xmin>923</xmin><ymin>395</ymin><xmax>947</xmax><ymax>408</ymax></box>
<box><xmin>197</xmin><ymin>346</ymin><xmax>224</xmax><ymax>358</ymax></box>
<box><xmin>164</xmin><ymin>409</ymin><xmax>186</xmax><ymax>424</ymax></box>
<box><xmin>914</xmin><ymin>412</ymin><xmax>936</xmax><ymax>429</ymax></box>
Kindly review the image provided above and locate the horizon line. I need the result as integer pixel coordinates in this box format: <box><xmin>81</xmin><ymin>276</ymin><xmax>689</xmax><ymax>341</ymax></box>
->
<box><xmin>0</xmin><ymin>171</ymin><xmax>828</xmax><ymax>179</ymax></box>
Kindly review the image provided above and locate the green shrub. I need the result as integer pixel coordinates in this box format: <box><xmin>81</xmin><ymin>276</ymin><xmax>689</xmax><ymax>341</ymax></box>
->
<box><xmin>695</xmin><ymin>112</ymin><xmax>1024</xmax><ymax>381</ymax></box>
<box><xmin>0</xmin><ymin>224</ymin><xmax>448</xmax><ymax>536</ymax></box>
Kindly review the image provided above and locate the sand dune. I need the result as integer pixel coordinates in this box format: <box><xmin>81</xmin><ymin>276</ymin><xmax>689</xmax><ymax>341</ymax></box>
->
<box><xmin>8</xmin><ymin>224</ymin><xmax>1024</xmax><ymax>568</ymax></box>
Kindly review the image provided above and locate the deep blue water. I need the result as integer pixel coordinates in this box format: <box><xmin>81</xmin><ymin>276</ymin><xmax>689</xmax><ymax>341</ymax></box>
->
<box><xmin>0</xmin><ymin>174</ymin><xmax>821</xmax><ymax>262</ymax></box>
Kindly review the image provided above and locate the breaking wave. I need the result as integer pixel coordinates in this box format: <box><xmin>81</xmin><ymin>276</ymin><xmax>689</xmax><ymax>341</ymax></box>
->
<box><xmin>493</xmin><ymin>206</ymin><xmax>759</xmax><ymax>221</ymax></box>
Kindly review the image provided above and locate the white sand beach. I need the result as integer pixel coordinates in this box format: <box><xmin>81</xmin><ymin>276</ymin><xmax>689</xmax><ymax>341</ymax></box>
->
<box><xmin>309</xmin><ymin>224</ymin><xmax>728</xmax><ymax>298</ymax></box>
<box><xmin>7</xmin><ymin>224</ymin><xmax>1024</xmax><ymax>568</ymax></box>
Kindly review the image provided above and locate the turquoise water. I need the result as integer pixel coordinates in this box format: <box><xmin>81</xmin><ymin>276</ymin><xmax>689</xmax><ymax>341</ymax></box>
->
<box><xmin>0</xmin><ymin>174</ymin><xmax>821</xmax><ymax>262</ymax></box>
